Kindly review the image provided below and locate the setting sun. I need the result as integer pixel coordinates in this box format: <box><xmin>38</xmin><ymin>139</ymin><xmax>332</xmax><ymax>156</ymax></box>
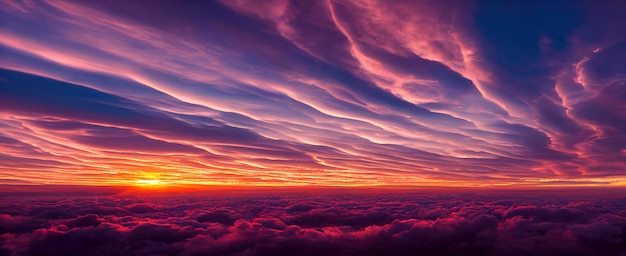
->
<box><xmin>135</xmin><ymin>179</ymin><xmax>161</xmax><ymax>186</ymax></box>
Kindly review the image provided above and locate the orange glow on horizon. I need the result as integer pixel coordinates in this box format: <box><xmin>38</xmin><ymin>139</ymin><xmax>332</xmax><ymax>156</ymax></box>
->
<box><xmin>135</xmin><ymin>179</ymin><xmax>162</xmax><ymax>186</ymax></box>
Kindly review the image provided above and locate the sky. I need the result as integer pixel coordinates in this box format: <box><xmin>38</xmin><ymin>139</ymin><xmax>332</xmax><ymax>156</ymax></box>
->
<box><xmin>1</xmin><ymin>0</ymin><xmax>626</xmax><ymax>188</ymax></box>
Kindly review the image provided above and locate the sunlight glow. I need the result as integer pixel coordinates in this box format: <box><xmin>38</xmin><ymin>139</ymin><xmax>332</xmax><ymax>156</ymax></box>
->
<box><xmin>136</xmin><ymin>179</ymin><xmax>161</xmax><ymax>186</ymax></box>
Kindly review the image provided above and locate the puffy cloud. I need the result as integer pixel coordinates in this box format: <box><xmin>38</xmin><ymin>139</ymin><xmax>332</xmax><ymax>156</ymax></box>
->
<box><xmin>2</xmin><ymin>190</ymin><xmax>626</xmax><ymax>255</ymax></box>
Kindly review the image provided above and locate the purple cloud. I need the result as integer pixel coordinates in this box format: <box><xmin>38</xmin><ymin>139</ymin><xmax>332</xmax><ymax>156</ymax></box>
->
<box><xmin>2</xmin><ymin>189</ymin><xmax>626</xmax><ymax>255</ymax></box>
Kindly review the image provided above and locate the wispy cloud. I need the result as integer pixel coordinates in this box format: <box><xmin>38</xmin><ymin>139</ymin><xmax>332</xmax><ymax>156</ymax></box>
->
<box><xmin>0</xmin><ymin>0</ymin><xmax>624</xmax><ymax>186</ymax></box>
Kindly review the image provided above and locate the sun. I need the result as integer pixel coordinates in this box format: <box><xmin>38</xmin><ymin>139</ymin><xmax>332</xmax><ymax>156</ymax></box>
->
<box><xmin>135</xmin><ymin>179</ymin><xmax>162</xmax><ymax>186</ymax></box>
<box><xmin>134</xmin><ymin>172</ymin><xmax>163</xmax><ymax>186</ymax></box>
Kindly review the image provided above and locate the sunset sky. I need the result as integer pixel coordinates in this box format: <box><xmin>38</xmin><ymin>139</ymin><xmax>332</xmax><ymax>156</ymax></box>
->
<box><xmin>2</xmin><ymin>1</ymin><xmax>626</xmax><ymax>255</ymax></box>
<box><xmin>1</xmin><ymin>0</ymin><xmax>625</xmax><ymax>188</ymax></box>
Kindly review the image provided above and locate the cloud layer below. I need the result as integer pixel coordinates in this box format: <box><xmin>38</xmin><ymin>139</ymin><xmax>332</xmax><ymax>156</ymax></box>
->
<box><xmin>1</xmin><ymin>189</ymin><xmax>626</xmax><ymax>255</ymax></box>
<box><xmin>0</xmin><ymin>0</ymin><xmax>625</xmax><ymax>186</ymax></box>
